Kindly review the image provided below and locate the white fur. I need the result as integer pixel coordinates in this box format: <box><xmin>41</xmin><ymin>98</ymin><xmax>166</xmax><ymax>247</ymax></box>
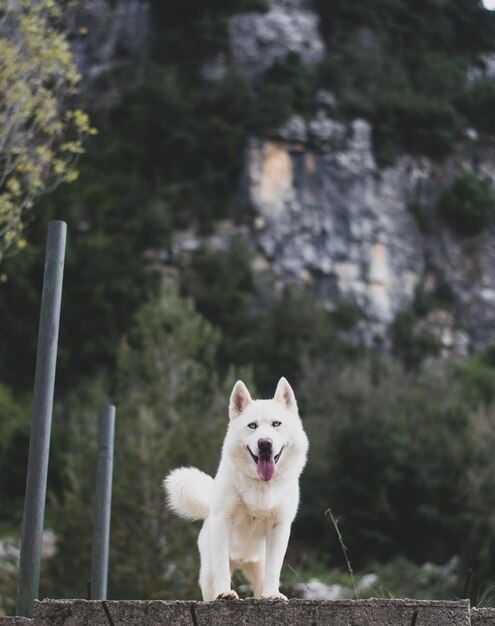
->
<box><xmin>164</xmin><ymin>467</ymin><xmax>214</xmax><ymax>521</ymax></box>
<box><xmin>163</xmin><ymin>377</ymin><xmax>309</xmax><ymax>601</ymax></box>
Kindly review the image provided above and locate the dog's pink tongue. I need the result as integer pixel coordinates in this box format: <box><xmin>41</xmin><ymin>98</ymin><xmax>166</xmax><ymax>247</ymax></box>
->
<box><xmin>257</xmin><ymin>456</ymin><xmax>276</xmax><ymax>481</ymax></box>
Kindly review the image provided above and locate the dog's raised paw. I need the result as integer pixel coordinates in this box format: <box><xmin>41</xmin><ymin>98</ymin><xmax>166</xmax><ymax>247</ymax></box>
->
<box><xmin>216</xmin><ymin>591</ymin><xmax>239</xmax><ymax>601</ymax></box>
<box><xmin>261</xmin><ymin>593</ymin><xmax>288</xmax><ymax>602</ymax></box>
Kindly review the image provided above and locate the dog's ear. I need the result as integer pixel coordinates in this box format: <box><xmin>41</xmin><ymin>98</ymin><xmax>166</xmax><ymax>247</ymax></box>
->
<box><xmin>229</xmin><ymin>380</ymin><xmax>252</xmax><ymax>419</ymax></box>
<box><xmin>274</xmin><ymin>377</ymin><xmax>297</xmax><ymax>410</ymax></box>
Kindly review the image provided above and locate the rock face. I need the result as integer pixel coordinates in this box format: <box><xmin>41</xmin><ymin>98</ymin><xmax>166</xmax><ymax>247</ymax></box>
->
<box><xmin>65</xmin><ymin>0</ymin><xmax>151</xmax><ymax>111</ymax></box>
<box><xmin>245</xmin><ymin>115</ymin><xmax>425</xmax><ymax>343</ymax></box>
<box><xmin>229</xmin><ymin>0</ymin><xmax>325</xmax><ymax>81</ymax></box>
<box><xmin>242</xmin><ymin>110</ymin><xmax>495</xmax><ymax>348</ymax></box>
<box><xmin>67</xmin><ymin>0</ymin><xmax>495</xmax><ymax>351</ymax></box>
<box><xmin>225</xmin><ymin>1</ymin><xmax>495</xmax><ymax>350</ymax></box>
<box><xmin>68</xmin><ymin>0</ymin><xmax>150</xmax><ymax>77</ymax></box>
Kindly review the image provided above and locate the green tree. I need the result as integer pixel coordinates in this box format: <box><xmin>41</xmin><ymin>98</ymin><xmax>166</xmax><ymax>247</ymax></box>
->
<box><xmin>0</xmin><ymin>0</ymin><xmax>95</xmax><ymax>263</ymax></box>
<box><xmin>0</xmin><ymin>384</ymin><xmax>30</xmax><ymax>523</ymax></box>
<box><xmin>438</xmin><ymin>171</ymin><xmax>495</xmax><ymax>236</ymax></box>
<box><xmin>253</xmin><ymin>52</ymin><xmax>316</xmax><ymax>131</ymax></box>
<box><xmin>297</xmin><ymin>358</ymin><xmax>471</xmax><ymax>567</ymax></box>
<box><xmin>314</xmin><ymin>0</ymin><xmax>495</xmax><ymax>164</ymax></box>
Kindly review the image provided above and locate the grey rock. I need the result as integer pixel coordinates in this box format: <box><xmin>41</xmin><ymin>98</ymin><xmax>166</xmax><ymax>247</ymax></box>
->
<box><xmin>229</xmin><ymin>0</ymin><xmax>325</xmax><ymax>81</ymax></box>
<box><xmin>308</xmin><ymin>111</ymin><xmax>346</xmax><ymax>149</ymax></box>
<box><xmin>241</xmin><ymin>109</ymin><xmax>495</xmax><ymax>348</ymax></box>
<box><xmin>315</xmin><ymin>89</ymin><xmax>338</xmax><ymax>114</ymax></box>
<box><xmin>65</xmin><ymin>0</ymin><xmax>150</xmax><ymax>111</ymax></box>
<box><xmin>417</xmin><ymin>310</ymin><xmax>470</xmax><ymax>358</ymax></box>
<box><xmin>67</xmin><ymin>0</ymin><xmax>150</xmax><ymax>76</ymax></box>
<box><xmin>202</xmin><ymin>54</ymin><xmax>228</xmax><ymax>82</ymax></box>
<box><xmin>273</xmin><ymin>115</ymin><xmax>308</xmax><ymax>143</ymax></box>
<box><xmin>0</xmin><ymin>619</ymin><xmax>32</xmax><ymax>625</ymax></box>
<box><xmin>467</xmin><ymin>53</ymin><xmax>495</xmax><ymax>83</ymax></box>
<box><xmin>245</xmin><ymin>121</ymin><xmax>425</xmax><ymax>343</ymax></box>
<box><xmin>33</xmin><ymin>598</ymin><xmax>471</xmax><ymax>626</ymax></box>
<box><xmin>412</xmin><ymin>149</ymin><xmax>495</xmax><ymax>349</ymax></box>
<box><xmin>472</xmin><ymin>608</ymin><xmax>495</xmax><ymax>625</ymax></box>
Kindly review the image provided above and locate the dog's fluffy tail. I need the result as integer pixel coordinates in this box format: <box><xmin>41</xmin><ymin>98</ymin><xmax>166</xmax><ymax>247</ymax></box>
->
<box><xmin>163</xmin><ymin>467</ymin><xmax>213</xmax><ymax>521</ymax></box>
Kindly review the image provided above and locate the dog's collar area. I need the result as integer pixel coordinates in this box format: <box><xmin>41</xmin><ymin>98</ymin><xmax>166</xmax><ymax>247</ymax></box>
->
<box><xmin>247</xmin><ymin>445</ymin><xmax>285</xmax><ymax>464</ymax></box>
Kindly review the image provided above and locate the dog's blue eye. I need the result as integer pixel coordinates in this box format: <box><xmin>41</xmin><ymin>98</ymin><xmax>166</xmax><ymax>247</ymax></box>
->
<box><xmin>272</xmin><ymin>421</ymin><xmax>282</xmax><ymax>427</ymax></box>
<box><xmin>247</xmin><ymin>422</ymin><xmax>257</xmax><ymax>429</ymax></box>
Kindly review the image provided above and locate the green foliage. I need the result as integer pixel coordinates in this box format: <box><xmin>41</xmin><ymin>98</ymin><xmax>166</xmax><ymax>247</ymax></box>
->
<box><xmin>0</xmin><ymin>63</ymin><xmax>253</xmax><ymax>390</ymax></box>
<box><xmin>412</xmin><ymin>281</ymin><xmax>455</xmax><ymax>317</ymax></box>
<box><xmin>299</xmin><ymin>360</ymin><xmax>470</xmax><ymax>567</ymax></box>
<box><xmin>315</xmin><ymin>0</ymin><xmax>495</xmax><ymax>62</ymax></box>
<box><xmin>462</xmin><ymin>403</ymin><xmax>495</xmax><ymax>592</ymax></box>
<box><xmin>283</xmin><ymin>555</ymin><xmax>460</xmax><ymax>600</ymax></box>
<box><xmin>358</xmin><ymin>556</ymin><xmax>459</xmax><ymax>600</ymax></box>
<box><xmin>0</xmin><ymin>192</ymin><xmax>162</xmax><ymax>391</ymax></box>
<box><xmin>372</xmin><ymin>91</ymin><xmax>462</xmax><ymax>165</ymax></box>
<box><xmin>314</xmin><ymin>0</ymin><xmax>495</xmax><ymax>164</ymax></box>
<box><xmin>0</xmin><ymin>385</ymin><xmax>30</xmax><ymax>522</ymax></box>
<box><xmin>183</xmin><ymin>250</ymin><xmax>363</xmax><ymax>396</ymax></box>
<box><xmin>461</xmin><ymin>79</ymin><xmax>495</xmax><ymax>136</ymax></box>
<box><xmin>390</xmin><ymin>282</ymin><xmax>457</xmax><ymax>369</ymax></box>
<box><xmin>0</xmin><ymin>0</ymin><xmax>95</xmax><ymax>263</ymax></box>
<box><xmin>150</xmin><ymin>0</ymin><xmax>268</xmax><ymax>71</ymax></box>
<box><xmin>252</xmin><ymin>52</ymin><xmax>316</xmax><ymax>131</ymax></box>
<box><xmin>454</xmin><ymin>353</ymin><xmax>495</xmax><ymax>407</ymax></box>
<box><xmin>438</xmin><ymin>171</ymin><xmax>495</xmax><ymax>236</ymax></box>
<box><xmin>250</xmin><ymin>287</ymin><xmax>362</xmax><ymax>396</ymax></box>
<box><xmin>0</xmin><ymin>380</ymin><xmax>67</xmax><ymax>534</ymax></box>
<box><xmin>42</xmin><ymin>377</ymin><xmax>109</xmax><ymax>601</ymax></box>
<box><xmin>180</xmin><ymin>240</ymin><xmax>254</xmax><ymax>369</ymax></box>
<box><xmin>391</xmin><ymin>309</ymin><xmax>441</xmax><ymax>369</ymax></box>
<box><xmin>105</xmin><ymin>65</ymin><xmax>250</xmax><ymax>233</ymax></box>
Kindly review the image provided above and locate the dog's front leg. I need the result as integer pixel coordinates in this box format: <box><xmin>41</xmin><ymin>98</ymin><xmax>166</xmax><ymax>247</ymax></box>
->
<box><xmin>209</xmin><ymin>514</ymin><xmax>238</xmax><ymax>600</ymax></box>
<box><xmin>262</xmin><ymin>521</ymin><xmax>291</xmax><ymax>601</ymax></box>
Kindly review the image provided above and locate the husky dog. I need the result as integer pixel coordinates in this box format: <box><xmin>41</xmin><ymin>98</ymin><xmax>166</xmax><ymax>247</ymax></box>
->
<box><xmin>163</xmin><ymin>377</ymin><xmax>309</xmax><ymax>601</ymax></box>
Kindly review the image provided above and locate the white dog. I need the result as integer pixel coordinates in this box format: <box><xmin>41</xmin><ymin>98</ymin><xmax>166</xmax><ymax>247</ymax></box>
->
<box><xmin>163</xmin><ymin>377</ymin><xmax>309</xmax><ymax>601</ymax></box>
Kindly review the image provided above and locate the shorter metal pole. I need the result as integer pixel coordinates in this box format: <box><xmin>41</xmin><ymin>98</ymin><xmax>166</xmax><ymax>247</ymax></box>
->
<box><xmin>91</xmin><ymin>405</ymin><xmax>116</xmax><ymax>600</ymax></box>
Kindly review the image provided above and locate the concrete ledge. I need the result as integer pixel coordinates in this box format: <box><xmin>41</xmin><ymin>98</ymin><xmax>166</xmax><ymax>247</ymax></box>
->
<box><xmin>33</xmin><ymin>598</ymin><xmax>472</xmax><ymax>626</ymax></box>
<box><xmin>0</xmin><ymin>618</ymin><xmax>32</xmax><ymax>625</ymax></box>
<box><xmin>472</xmin><ymin>608</ymin><xmax>495</xmax><ymax>625</ymax></box>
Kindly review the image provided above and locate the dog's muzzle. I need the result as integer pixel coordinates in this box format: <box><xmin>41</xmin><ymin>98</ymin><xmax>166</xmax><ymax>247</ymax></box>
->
<box><xmin>247</xmin><ymin>443</ymin><xmax>285</xmax><ymax>481</ymax></box>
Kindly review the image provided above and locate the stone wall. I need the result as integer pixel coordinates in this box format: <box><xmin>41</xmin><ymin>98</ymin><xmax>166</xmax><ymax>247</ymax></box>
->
<box><xmin>4</xmin><ymin>598</ymin><xmax>495</xmax><ymax>624</ymax></box>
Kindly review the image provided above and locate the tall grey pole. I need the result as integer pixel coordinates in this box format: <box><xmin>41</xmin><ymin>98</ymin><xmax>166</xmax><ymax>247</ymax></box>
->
<box><xmin>91</xmin><ymin>405</ymin><xmax>116</xmax><ymax>600</ymax></box>
<box><xmin>16</xmin><ymin>220</ymin><xmax>67</xmax><ymax>618</ymax></box>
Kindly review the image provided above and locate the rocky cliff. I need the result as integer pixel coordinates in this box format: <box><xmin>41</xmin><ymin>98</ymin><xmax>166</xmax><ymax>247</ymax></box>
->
<box><xmin>242</xmin><ymin>112</ymin><xmax>495</xmax><ymax>351</ymax></box>
<box><xmin>70</xmin><ymin>0</ymin><xmax>495</xmax><ymax>353</ymax></box>
<box><xmin>233</xmin><ymin>0</ymin><xmax>495</xmax><ymax>352</ymax></box>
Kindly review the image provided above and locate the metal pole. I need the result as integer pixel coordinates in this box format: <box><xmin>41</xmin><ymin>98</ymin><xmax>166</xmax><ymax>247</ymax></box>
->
<box><xmin>16</xmin><ymin>220</ymin><xmax>67</xmax><ymax>618</ymax></box>
<box><xmin>91</xmin><ymin>405</ymin><xmax>116</xmax><ymax>600</ymax></box>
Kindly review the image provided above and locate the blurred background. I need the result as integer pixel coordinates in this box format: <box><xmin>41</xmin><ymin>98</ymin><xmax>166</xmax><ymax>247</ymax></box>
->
<box><xmin>2</xmin><ymin>0</ymin><xmax>495</xmax><ymax>614</ymax></box>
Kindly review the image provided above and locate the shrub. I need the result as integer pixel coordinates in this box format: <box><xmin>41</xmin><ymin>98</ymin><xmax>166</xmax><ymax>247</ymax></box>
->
<box><xmin>252</xmin><ymin>52</ymin><xmax>316</xmax><ymax>131</ymax></box>
<box><xmin>391</xmin><ymin>309</ymin><xmax>441</xmax><ymax>369</ymax></box>
<box><xmin>454</xmin><ymin>353</ymin><xmax>495</xmax><ymax>407</ymax></box>
<box><xmin>438</xmin><ymin>171</ymin><xmax>495</xmax><ymax>236</ymax></box>
<box><xmin>150</xmin><ymin>0</ymin><xmax>269</xmax><ymax>68</ymax></box>
<box><xmin>298</xmin><ymin>359</ymin><xmax>471</xmax><ymax>567</ymax></box>
<box><xmin>314</xmin><ymin>0</ymin><xmax>495</xmax><ymax>164</ymax></box>
<box><xmin>373</xmin><ymin>90</ymin><xmax>462</xmax><ymax>165</ymax></box>
<box><xmin>461</xmin><ymin>79</ymin><xmax>495</xmax><ymax>136</ymax></box>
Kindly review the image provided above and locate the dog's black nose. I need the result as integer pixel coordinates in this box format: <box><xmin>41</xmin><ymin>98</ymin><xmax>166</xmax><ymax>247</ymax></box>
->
<box><xmin>258</xmin><ymin>438</ymin><xmax>273</xmax><ymax>453</ymax></box>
